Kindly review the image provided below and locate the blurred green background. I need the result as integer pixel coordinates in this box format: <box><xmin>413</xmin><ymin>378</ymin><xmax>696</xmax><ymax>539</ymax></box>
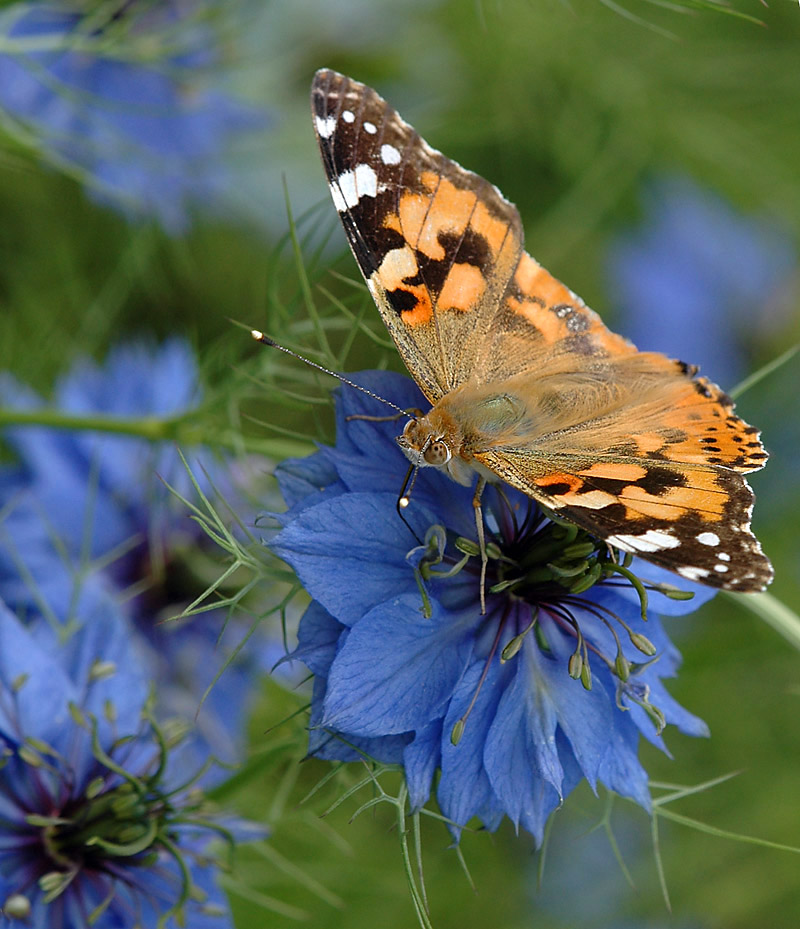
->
<box><xmin>1</xmin><ymin>1</ymin><xmax>799</xmax><ymax>927</ymax></box>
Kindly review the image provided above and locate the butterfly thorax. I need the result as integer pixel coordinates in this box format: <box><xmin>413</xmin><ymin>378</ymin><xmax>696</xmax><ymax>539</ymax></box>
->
<box><xmin>397</xmin><ymin>385</ymin><xmax>528</xmax><ymax>486</ymax></box>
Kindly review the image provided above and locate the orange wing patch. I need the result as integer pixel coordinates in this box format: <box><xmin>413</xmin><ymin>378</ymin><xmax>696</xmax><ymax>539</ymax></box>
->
<box><xmin>373</xmin><ymin>175</ymin><xmax>517</xmax><ymax>327</ymax></box>
<box><xmin>658</xmin><ymin>380</ymin><xmax>768</xmax><ymax>474</ymax></box>
<box><xmin>479</xmin><ymin>445</ymin><xmax>768</xmax><ymax>591</ymax></box>
<box><xmin>532</xmin><ymin>463</ymin><xmax>726</xmax><ymax>523</ymax></box>
<box><xmin>505</xmin><ymin>252</ymin><xmax>636</xmax><ymax>355</ymax></box>
<box><xmin>613</xmin><ymin>361</ymin><xmax>770</xmax><ymax>474</ymax></box>
<box><xmin>371</xmin><ymin>245</ymin><xmax>435</xmax><ymax>327</ymax></box>
<box><xmin>437</xmin><ymin>263</ymin><xmax>487</xmax><ymax>312</ymax></box>
<box><xmin>389</xmin><ymin>174</ymin><xmax>477</xmax><ymax>262</ymax></box>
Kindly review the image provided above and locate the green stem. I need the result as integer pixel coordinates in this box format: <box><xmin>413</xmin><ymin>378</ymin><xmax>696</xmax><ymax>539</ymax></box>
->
<box><xmin>0</xmin><ymin>409</ymin><xmax>185</xmax><ymax>441</ymax></box>
<box><xmin>395</xmin><ymin>783</ymin><xmax>434</xmax><ymax>929</ymax></box>
<box><xmin>0</xmin><ymin>408</ymin><xmax>313</xmax><ymax>458</ymax></box>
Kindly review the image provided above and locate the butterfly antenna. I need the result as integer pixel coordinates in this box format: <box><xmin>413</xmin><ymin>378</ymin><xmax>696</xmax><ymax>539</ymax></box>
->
<box><xmin>396</xmin><ymin>462</ymin><xmax>423</xmax><ymax>544</ymax></box>
<box><xmin>397</xmin><ymin>433</ymin><xmax>432</xmax><ymax>512</ymax></box>
<box><xmin>251</xmin><ymin>330</ymin><xmax>410</xmax><ymax>417</ymax></box>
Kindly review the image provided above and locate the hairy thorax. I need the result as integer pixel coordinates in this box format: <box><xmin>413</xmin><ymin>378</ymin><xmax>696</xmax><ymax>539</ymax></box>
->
<box><xmin>396</xmin><ymin>383</ymin><xmax>529</xmax><ymax>486</ymax></box>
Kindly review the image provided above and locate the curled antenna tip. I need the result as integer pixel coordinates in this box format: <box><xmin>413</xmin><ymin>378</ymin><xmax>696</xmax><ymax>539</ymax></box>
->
<box><xmin>399</xmin><ymin>497</ymin><xmax>410</xmax><ymax>509</ymax></box>
<box><xmin>251</xmin><ymin>329</ymin><xmax>267</xmax><ymax>342</ymax></box>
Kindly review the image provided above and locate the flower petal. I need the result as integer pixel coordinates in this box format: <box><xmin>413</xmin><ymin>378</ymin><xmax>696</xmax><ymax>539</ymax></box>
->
<box><xmin>483</xmin><ymin>642</ymin><xmax>565</xmax><ymax>835</ymax></box>
<box><xmin>0</xmin><ymin>602</ymin><xmax>75</xmax><ymax>745</ymax></box>
<box><xmin>438</xmin><ymin>660</ymin><xmax>508</xmax><ymax>837</ymax></box>
<box><xmin>322</xmin><ymin>594</ymin><xmax>475</xmax><ymax>736</ymax></box>
<box><xmin>275</xmin><ymin>451</ymin><xmax>343</xmax><ymax>517</ymax></box>
<box><xmin>290</xmin><ymin>601</ymin><xmax>344</xmax><ymax>676</ymax></box>
<box><xmin>595</xmin><ymin>560</ymin><xmax>717</xmax><ymax>617</ymax></box>
<box><xmin>272</xmin><ymin>493</ymin><xmax>434</xmax><ymax>625</ymax></box>
<box><xmin>403</xmin><ymin>719</ymin><xmax>443</xmax><ymax>811</ymax></box>
<box><xmin>308</xmin><ymin>675</ymin><xmax>410</xmax><ymax>764</ymax></box>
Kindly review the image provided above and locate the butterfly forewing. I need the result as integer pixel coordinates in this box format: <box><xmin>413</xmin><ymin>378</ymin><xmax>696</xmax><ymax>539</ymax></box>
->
<box><xmin>312</xmin><ymin>69</ymin><xmax>773</xmax><ymax>593</ymax></box>
<box><xmin>312</xmin><ymin>69</ymin><xmax>523</xmax><ymax>401</ymax></box>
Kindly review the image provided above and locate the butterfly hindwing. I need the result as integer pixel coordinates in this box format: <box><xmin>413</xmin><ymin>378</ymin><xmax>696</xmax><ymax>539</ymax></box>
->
<box><xmin>465</xmin><ymin>262</ymin><xmax>773</xmax><ymax>591</ymax></box>
<box><xmin>477</xmin><ymin>445</ymin><xmax>771</xmax><ymax>591</ymax></box>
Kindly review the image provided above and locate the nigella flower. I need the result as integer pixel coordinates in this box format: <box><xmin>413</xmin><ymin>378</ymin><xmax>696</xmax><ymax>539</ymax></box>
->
<box><xmin>272</xmin><ymin>372</ymin><xmax>713</xmax><ymax>842</ymax></box>
<box><xmin>0</xmin><ymin>593</ymin><xmax>263</xmax><ymax>927</ymax></box>
<box><xmin>0</xmin><ymin>1</ymin><xmax>265</xmax><ymax>232</ymax></box>
<box><xmin>608</xmin><ymin>175</ymin><xmax>794</xmax><ymax>387</ymax></box>
<box><xmin>0</xmin><ymin>340</ymin><xmax>266</xmax><ymax>763</ymax></box>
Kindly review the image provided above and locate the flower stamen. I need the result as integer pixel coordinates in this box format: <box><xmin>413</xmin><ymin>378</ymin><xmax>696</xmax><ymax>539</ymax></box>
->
<box><xmin>500</xmin><ymin>607</ymin><xmax>539</xmax><ymax>662</ymax></box>
<box><xmin>451</xmin><ymin>603</ymin><xmax>511</xmax><ymax>745</ymax></box>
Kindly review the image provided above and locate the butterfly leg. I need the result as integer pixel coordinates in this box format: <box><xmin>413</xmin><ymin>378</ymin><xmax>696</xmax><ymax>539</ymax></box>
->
<box><xmin>473</xmin><ymin>476</ymin><xmax>488</xmax><ymax>615</ymax></box>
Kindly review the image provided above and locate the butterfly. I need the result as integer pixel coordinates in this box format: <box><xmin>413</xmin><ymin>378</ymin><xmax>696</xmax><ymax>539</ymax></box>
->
<box><xmin>310</xmin><ymin>68</ymin><xmax>773</xmax><ymax>598</ymax></box>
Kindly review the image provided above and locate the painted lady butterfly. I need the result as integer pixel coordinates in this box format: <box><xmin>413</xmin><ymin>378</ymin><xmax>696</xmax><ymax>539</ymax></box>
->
<box><xmin>311</xmin><ymin>69</ymin><xmax>773</xmax><ymax>594</ymax></box>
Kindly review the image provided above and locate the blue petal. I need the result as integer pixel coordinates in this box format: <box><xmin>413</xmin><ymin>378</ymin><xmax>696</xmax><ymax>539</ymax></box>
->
<box><xmin>0</xmin><ymin>340</ymin><xmax>208</xmax><ymax>562</ymax></box>
<box><xmin>594</xmin><ymin>559</ymin><xmax>717</xmax><ymax>617</ymax></box>
<box><xmin>275</xmin><ymin>451</ymin><xmax>342</xmax><ymax>514</ymax></box>
<box><xmin>483</xmin><ymin>640</ymin><xmax>565</xmax><ymax>831</ymax></box>
<box><xmin>308</xmin><ymin>675</ymin><xmax>410</xmax><ymax>764</ymax></box>
<box><xmin>631</xmin><ymin>673</ymin><xmax>710</xmax><ymax>744</ymax></box>
<box><xmin>290</xmin><ymin>601</ymin><xmax>344</xmax><ymax>676</ymax></box>
<box><xmin>332</xmin><ymin>371</ymin><xmax>427</xmax><ymax>460</ymax></box>
<box><xmin>0</xmin><ymin>6</ymin><xmax>265</xmax><ymax>232</ymax></box>
<box><xmin>521</xmin><ymin>628</ymin><xmax>612</xmax><ymax>790</ymax></box>
<box><xmin>438</xmin><ymin>659</ymin><xmax>508</xmax><ymax>837</ymax></box>
<box><xmin>322</xmin><ymin>594</ymin><xmax>475</xmax><ymax>736</ymax></box>
<box><xmin>272</xmin><ymin>493</ymin><xmax>434</xmax><ymax>625</ymax></box>
<box><xmin>326</xmin><ymin>373</ymin><xmax>478</xmax><ymax>536</ymax></box>
<box><xmin>608</xmin><ymin>175</ymin><xmax>794</xmax><ymax>386</ymax></box>
<box><xmin>525</xmin><ymin>627</ymin><xmax>653</xmax><ymax>809</ymax></box>
<box><xmin>403</xmin><ymin>719</ymin><xmax>443</xmax><ymax>811</ymax></box>
<box><xmin>588</xmin><ymin>681</ymin><xmax>652</xmax><ymax>811</ymax></box>
<box><xmin>58</xmin><ymin>340</ymin><xmax>199</xmax><ymax>418</ymax></box>
<box><xmin>321</xmin><ymin>445</ymin><xmax>477</xmax><ymax>540</ymax></box>
<box><xmin>0</xmin><ymin>602</ymin><xmax>75</xmax><ymax>746</ymax></box>
<box><xmin>54</xmin><ymin>593</ymin><xmax>148</xmax><ymax>735</ymax></box>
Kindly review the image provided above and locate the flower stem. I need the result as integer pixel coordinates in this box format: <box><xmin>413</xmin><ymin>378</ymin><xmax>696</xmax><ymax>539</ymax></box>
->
<box><xmin>0</xmin><ymin>408</ymin><xmax>311</xmax><ymax>457</ymax></box>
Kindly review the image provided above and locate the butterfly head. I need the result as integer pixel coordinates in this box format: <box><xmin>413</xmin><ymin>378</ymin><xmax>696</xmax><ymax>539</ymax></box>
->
<box><xmin>395</xmin><ymin>409</ymin><xmax>476</xmax><ymax>488</ymax></box>
<box><xmin>397</xmin><ymin>416</ymin><xmax>452</xmax><ymax>468</ymax></box>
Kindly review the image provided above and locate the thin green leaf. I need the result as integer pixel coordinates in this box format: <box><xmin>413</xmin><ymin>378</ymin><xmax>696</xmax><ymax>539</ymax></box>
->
<box><xmin>724</xmin><ymin>591</ymin><xmax>800</xmax><ymax>652</ymax></box>
<box><xmin>656</xmin><ymin>808</ymin><xmax>800</xmax><ymax>854</ymax></box>
<box><xmin>730</xmin><ymin>343</ymin><xmax>799</xmax><ymax>399</ymax></box>
<box><xmin>250</xmin><ymin>843</ymin><xmax>344</xmax><ymax>908</ymax></box>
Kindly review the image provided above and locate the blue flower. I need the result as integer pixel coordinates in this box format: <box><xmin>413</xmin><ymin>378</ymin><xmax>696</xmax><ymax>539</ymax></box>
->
<box><xmin>0</xmin><ymin>340</ymin><xmax>266</xmax><ymax>764</ymax></box>
<box><xmin>272</xmin><ymin>372</ymin><xmax>712</xmax><ymax>843</ymax></box>
<box><xmin>0</xmin><ymin>2</ymin><xmax>265</xmax><ymax>232</ymax></box>
<box><xmin>607</xmin><ymin>175</ymin><xmax>794</xmax><ymax>387</ymax></box>
<box><xmin>0</xmin><ymin>593</ymin><xmax>262</xmax><ymax>928</ymax></box>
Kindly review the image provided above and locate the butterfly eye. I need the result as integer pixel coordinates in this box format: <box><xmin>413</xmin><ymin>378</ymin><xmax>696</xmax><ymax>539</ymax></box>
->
<box><xmin>424</xmin><ymin>440</ymin><xmax>451</xmax><ymax>466</ymax></box>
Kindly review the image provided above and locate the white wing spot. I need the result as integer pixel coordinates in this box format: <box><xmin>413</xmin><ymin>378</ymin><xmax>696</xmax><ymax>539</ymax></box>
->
<box><xmin>677</xmin><ymin>566</ymin><xmax>711</xmax><ymax>581</ymax></box>
<box><xmin>330</xmin><ymin>185</ymin><xmax>347</xmax><ymax>213</ymax></box>
<box><xmin>380</xmin><ymin>144</ymin><xmax>402</xmax><ymax>165</ymax></box>
<box><xmin>718</xmin><ymin>552</ymin><xmax>731</xmax><ymax>562</ymax></box>
<box><xmin>697</xmin><ymin>531</ymin><xmax>720</xmax><ymax>547</ymax></box>
<box><xmin>330</xmin><ymin>163</ymin><xmax>378</xmax><ymax>212</ymax></box>
<box><xmin>607</xmin><ymin>530</ymin><xmax>680</xmax><ymax>553</ymax></box>
<box><xmin>342</xmin><ymin>110</ymin><xmax>355</xmax><ymax>123</ymax></box>
<box><xmin>364</xmin><ymin>121</ymin><xmax>377</xmax><ymax>134</ymax></box>
<box><xmin>714</xmin><ymin>563</ymin><xmax>729</xmax><ymax>573</ymax></box>
<box><xmin>315</xmin><ymin>115</ymin><xmax>337</xmax><ymax>139</ymax></box>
